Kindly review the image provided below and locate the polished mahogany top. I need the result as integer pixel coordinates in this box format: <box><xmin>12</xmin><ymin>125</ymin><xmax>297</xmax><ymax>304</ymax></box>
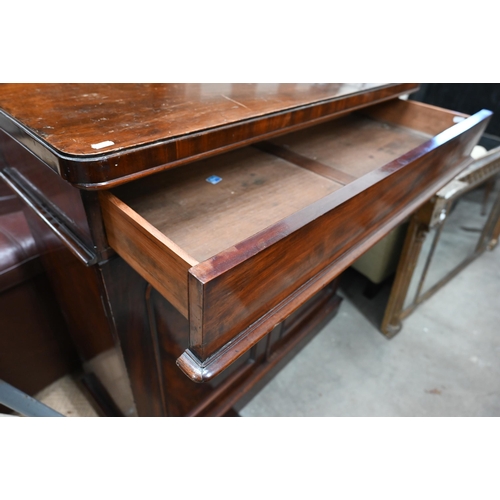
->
<box><xmin>0</xmin><ymin>83</ymin><xmax>418</xmax><ymax>188</ymax></box>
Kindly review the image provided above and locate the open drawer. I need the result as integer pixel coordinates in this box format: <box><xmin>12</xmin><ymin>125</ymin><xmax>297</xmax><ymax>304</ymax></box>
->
<box><xmin>99</xmin><ymin>98</ymin><xmax>491</xmax><ymax>382</ymax></box>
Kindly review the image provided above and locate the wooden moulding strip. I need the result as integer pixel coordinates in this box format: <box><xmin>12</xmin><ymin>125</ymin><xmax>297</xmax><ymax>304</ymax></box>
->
<box><xmin>177</xmin><ymin>110</ymin><xmax>492</xmax><ymax>382</ymax></box>
<box><xmin>99</xmin><ymin>191</ymin><xmax>198</xmax><ymax>318</ymax></box>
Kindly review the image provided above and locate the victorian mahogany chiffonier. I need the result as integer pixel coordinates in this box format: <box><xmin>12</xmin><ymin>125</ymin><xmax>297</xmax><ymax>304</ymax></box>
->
<box><xmin>0</xmin><ymin>84</ymin><xmax>491</xmax><ymax>416</ymax></box>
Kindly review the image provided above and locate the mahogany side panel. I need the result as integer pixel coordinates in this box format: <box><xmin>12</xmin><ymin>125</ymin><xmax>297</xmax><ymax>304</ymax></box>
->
<box><xmin>100</xmin><ymin>257</ymin><xmax>167</xmax><ymax>416</ymax></box>
<box><xmin>98</xmin><ymin>256</ymin><xmax>254</xmax><ymax>416</ymax></box>
<box><xmin>183</xmin><ymin>110</ymin><xmax>491</xmax><ymax>375</ymax></box>
<box><xmin>79</xmin><ymin>190</ymin><xmax>115</xmax><ymax>262</ymax></box>
<box><xmin>22</xmin><ymin>208</ymin><xmax>115</xmax><ymax>361</ymax></box>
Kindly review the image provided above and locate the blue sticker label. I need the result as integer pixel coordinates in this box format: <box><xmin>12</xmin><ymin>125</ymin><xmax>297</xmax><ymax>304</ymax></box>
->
<box><xmin>206</xmin><ymin>175</ymin><xmax>222</xmax><ymax>185</ymax></box>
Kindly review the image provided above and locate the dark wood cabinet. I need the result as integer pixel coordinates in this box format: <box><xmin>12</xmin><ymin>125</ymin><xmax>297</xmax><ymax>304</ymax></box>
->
<box><xmin>0</xmin><ymin>84</ymin><xmax>491</xmax><ymax>416</ymax></box>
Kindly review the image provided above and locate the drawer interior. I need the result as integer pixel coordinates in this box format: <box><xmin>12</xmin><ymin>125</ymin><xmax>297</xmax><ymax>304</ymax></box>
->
<box><xmin>112</xmin><ymin>147</ymin><xmax>343</xmax><ymax>262</ymax></box>
<box><xmin>266</xmin><ymin>113</ymin><xmax>430</xmax><ymax>179</ymax></box>
<box><xmin>110</xmin><ymin>99</ymin><xmax>462</xmax><ymax>265</ymax></box>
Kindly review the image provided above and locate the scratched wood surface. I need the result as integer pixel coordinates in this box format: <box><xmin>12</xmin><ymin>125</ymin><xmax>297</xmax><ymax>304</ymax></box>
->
<box><xmin>112</xmin><ymin>147</ymin><xmax>342</xmax><ymax>262</ymax></box>
<box><xmin>268</xmin><ymin>114</ymin><xmax>431</xmax><ymax>179</ymax></box>
<box><xmin>0</xmin><ymin>84</ymin><xmax>396</xmax><ymax>156</ymax></box>
<box><xmin>0</xmin><ymin>83</ymin><xmax>419</xmax><ymax>186</ymax></box>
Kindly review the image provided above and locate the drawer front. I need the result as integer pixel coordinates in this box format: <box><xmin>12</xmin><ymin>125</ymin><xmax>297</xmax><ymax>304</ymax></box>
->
<box><xmin>100</xmin><ymin>104</ymin><xmax>491</xmax><ymax>382</ymax></box>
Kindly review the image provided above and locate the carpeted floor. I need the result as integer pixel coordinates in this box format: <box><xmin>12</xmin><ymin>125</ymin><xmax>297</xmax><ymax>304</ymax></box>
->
<box><xmin>34</xmin><ymin>375</ymin><xmax>99</xmax><ymax>417</ymax></box>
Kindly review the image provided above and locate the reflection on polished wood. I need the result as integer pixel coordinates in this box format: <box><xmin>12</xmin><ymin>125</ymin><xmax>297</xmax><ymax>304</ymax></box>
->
<box><xmin>0</xmin><ymin>83</ymin><xmax>418</xmax><ymax>187</ymax></box>
<box><xmin>0</xmin><ymin>84</ymin><xmax>409</xmax><ymax>156</ymax></box>
<box><xmin>0</xmin><ymin>84</ymin><xmax>492</xmax><ymax>415</ymax></box>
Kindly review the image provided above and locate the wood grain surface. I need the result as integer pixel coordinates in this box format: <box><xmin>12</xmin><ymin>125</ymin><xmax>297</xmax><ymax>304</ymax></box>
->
<box><xmin>360</xmin><ymin>99</ymin><xmax>469</xmax><ymax>136</ymax></box>
<box><xmin>0</xmin><ymin>84</ymin><xmax>418</xmax><ymax>187</ymax></box>
<box><xmin>112</xmin><ymin>147</ymin><xmax>342</xmax><ymax>262</ymax></box>
<box><xmin>99</xmin><ymin>192</ymin><xmax>196</xmax><ymax>318</ymax></box>
<box><xmin>267</xmin><ymin>113</ymin><xmax>431</xmax><ymax>179</ymax></box>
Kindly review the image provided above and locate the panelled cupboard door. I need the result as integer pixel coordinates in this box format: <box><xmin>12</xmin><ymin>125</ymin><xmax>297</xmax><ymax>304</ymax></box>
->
<box><xmin>100</xmin><ymin>98</ymin><xmax>492</xmax><ymax>382</ymax></box>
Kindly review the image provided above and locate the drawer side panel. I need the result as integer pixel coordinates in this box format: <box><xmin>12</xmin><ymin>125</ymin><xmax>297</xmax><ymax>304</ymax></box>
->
<box><xmin>100</xmin><ymin>192</ymin><xmax>195</xmax><ymax>318</ymax></box>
